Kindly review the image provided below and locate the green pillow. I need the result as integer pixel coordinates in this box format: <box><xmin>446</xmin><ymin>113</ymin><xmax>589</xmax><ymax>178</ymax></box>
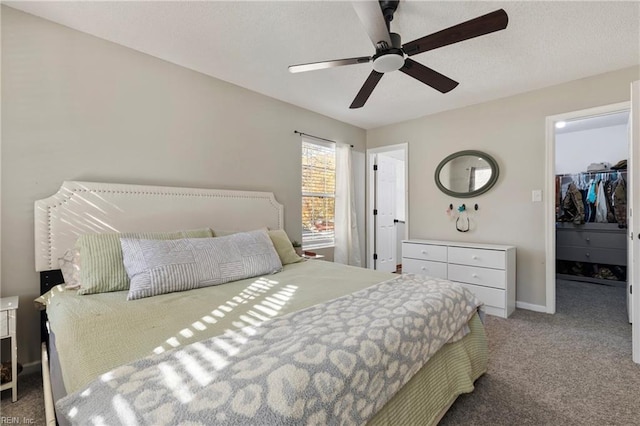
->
<box><xmin>76</xmin><ymin>228</ymin><xmax>213</xmax><ymax>295</ymax></box>
<box><xmin>268</xmin><ymin>229</ymin><xmax>304</xmax><ymax>265</ymax></box>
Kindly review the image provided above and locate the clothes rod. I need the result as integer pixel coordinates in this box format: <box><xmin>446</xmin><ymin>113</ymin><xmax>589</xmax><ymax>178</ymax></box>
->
<box><xmin>294</xmin><ymin>130</ymin><xmax>353</xmax><ymax>148</ymax></box>
<box><xmin>557</xmin><ymin>170</ymin><xmax>627</xmax><ymax>177</ymax></box>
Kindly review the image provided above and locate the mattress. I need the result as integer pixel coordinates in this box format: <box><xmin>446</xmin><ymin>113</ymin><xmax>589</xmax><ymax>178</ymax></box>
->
<box><xmin>39</xmin><ymin>260</ymin><xmax>487</xmax><ymax>425</ymax></box>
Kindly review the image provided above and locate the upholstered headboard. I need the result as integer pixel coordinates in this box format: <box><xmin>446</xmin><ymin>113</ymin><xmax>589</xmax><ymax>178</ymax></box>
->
<box><xmin>34</xmin><ymin>181</ymin><xmax>284</xmax><ymax>272</ymax></box>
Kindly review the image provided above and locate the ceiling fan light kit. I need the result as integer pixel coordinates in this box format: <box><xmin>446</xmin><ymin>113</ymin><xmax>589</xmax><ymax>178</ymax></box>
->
<box><xmin>288</xmin><ymin>1</ymin><xmax>509</xmax><ymax>109</ymax></box>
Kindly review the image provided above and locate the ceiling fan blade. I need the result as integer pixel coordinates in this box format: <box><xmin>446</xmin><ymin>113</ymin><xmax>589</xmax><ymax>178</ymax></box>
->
<box><xmin>288</xmin><ymin>56</ymin><xmax>371</xmax><ymax>73</ymax></box>
<box><xmin>352</xmin><ymin>1</ymin><xmax>392</xmax><ymax>49</ymax></box>
<box><xmin>399</xmin><ymin>58</ymin><xmax>458</xmax><ymax>93</ymax></box>
<box><xmin>350</xmin><ymin>70</ymin><xmax>384</xmax><ymax>109</ymax></box>
<box><xmin>403</xmin><ymin>9</ymin><xmax>508</xmax><ymax>56</ymax></box>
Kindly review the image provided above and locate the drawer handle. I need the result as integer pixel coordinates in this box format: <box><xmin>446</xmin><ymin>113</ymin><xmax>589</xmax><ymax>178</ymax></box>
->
<box><xmin>472</xmin><ymin>255</ymin><xmax>478</xmax><ymax>260</ymax></box>
<box><xmin>472</xmin><ymin>273</ymin><xmax>479</xmax><ymax>278</ymax></box>
<box><xmin>586</xmin><ymin>237</ymin><xmax>590</xmax><ymax>242</ymax></box>
<box><xmin>585</xmin><ymin>252</ymin><xmax>590</xmax><ymax>257</ymax></box>
<box><xmin>421</xmin><ymin>250</ymin><xmax>427</xmax><ymax>254</ymax></box>
<box><xmin>421</xmin><ymin>267</ymin><xmax>426</xmax><ymax>271</ymax></box>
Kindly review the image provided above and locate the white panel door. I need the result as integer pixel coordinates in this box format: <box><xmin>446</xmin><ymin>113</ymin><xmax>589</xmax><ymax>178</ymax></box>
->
<box><xmin>375</xmin><ymin>154</ymin><xmax>397</xmax><ymax>272</ymax></box>
<box><xmin>631</xmin><ymin>80</ymin><xmax>639</xmax><ymax>364</ymax></box>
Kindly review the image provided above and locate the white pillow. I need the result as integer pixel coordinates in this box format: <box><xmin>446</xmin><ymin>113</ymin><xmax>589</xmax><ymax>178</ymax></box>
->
<box><xmin>121</xmin><ymin>229</ymin><xmax>283</xmax><ymax>300</ymax></box>
<box><xmin>58</xmin><ymin>248</ymin><xmax>82</xmax><ymax>290</ymax></box>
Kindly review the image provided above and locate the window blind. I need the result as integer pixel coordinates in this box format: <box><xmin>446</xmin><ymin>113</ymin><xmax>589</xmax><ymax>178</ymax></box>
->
<box><xmin>302</xmin><ymin>139</ymin><xmax>335</xmax><ymax>248</ymax></box>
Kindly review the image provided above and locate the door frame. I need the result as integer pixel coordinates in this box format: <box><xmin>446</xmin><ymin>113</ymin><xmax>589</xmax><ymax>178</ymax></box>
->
<box><xmin>631</xmin><ymin>81</ymin><xmax>639</xmax><ymax>364</ymax></box>
<box><xmin>366</xmin><ymin>143</ymin><xmax>408</xmax><ymax>269</ymax></box>
<box><xmin>544</xmin><ymin>101</ymin><xmax>630</xmax><ymax>314</ymax></box>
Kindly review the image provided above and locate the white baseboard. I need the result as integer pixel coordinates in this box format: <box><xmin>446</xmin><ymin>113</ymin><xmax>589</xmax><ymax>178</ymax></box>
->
<box><xmin>22</xmin><ymin>360</ymin><xmax>42</xmax><ymax>376</ymax></box>
<box><xmin>516</xmin><ymin>301</ymin><xmax>547</xmax><ymax>313</ymax></box>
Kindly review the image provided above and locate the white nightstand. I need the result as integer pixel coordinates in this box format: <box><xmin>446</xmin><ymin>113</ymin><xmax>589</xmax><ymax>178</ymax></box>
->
<box><xmin>1</xmin><ymin>296</ymin><xmax>19</xmax><ymax>402</ymax></box>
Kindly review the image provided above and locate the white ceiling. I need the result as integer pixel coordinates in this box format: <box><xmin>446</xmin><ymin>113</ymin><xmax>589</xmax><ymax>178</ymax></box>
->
<box><xmin>556</xmin><ymin>110</ymin><xmax>630</xmax><ymax>134</ymax></box>
<box><xmin>5</xmin><ymin>1</ymin><xmax>640</xmax><ymax>130</ymax></box>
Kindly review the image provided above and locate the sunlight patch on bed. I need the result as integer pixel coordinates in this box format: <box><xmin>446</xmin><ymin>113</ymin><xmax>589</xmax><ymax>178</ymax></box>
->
<box><xmin>191</xmin><ymin>342</ymin><xmax>229</xmax><ymax>371</ymax></box>
<box><xmin>100</xmin><ymin>372</ymin><xmax>114</xmax><ymax>382</ymax></box>
<box><xmin>174</xmin><ymin>351</ymin><xmax>213</xmax><ymax>387</ymax></box>
<box><xmin>68</xmin><ymin>406</ymin><xmax>78</xmax><ymax>419</ymax></box>
<box><xmin>166</xmin><ymin>337</ymin><xmax>181</xmax><ymax>347</ymax></box>
<box><xmin>90</xmin><ymin>415</ymin><xmax>107</xmax><ymax>426</ymax></box>
<box><xmin>112</xmin><ymin>394</ymin><xmax>139</xmax><ymax>426</ymax></box>
<box><xmin>180</xmin><ymin>329</ymin><xmax>194</xmax><ymax>338</ymax></box>
<box><xmin>158</xmin><ymin>362</ymin><xmax>193</xmax><ymax>404</ymax></box>
<box><xmin>148</xmin><ymin>277</ymin><xmax>297</xmax><ymax>359</ymax></box>
<box><xmin>202</xmin><ymin>315</ymin><xmax>217</xmax><ymax>324</ymax></box>
<box><xmin>192</xmin><ymin>321</ymin><xmax>207</xmax><ymax>331</ymax></box>
<box><xmin>224</xmin><ymin>329</ymin><xmax>248</xmax><ymax>345</ymax></box>
<box><xmin>254</xmin><ymin>304</ymin><xmax>278</xmax><ymax>317</ymax></box>
<box><xmin>212</xmin><ymin>337</ymin><xmax>239</xmax><ymax>357</ymax></box>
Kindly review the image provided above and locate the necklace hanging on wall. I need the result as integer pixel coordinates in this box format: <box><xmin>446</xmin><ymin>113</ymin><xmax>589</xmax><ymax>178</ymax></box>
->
<box><xmin>456</xmin><ymin>212</ymin><xmax>470</xmax><ymax>232</ymax></box>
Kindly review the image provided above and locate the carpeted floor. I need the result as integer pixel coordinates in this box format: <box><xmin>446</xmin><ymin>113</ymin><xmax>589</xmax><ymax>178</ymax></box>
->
<box><xmin>1</xmin><ymin>279</ymin><xmax>638</xmax><ymax>425</ymax></box>
<box><xmin>0</xmin><ymin>371</ymin><xmax>46</xmax><ymax>424</ymax></box>
<box><xmin>441</xmin><ymin>279</ymin><xmax>639</xmax><ymax>425</ymax></box>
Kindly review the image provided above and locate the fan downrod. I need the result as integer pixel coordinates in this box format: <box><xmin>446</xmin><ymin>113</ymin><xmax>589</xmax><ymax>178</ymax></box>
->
<box><xmin>379</xmin><ymin>0</ymin><xmax>399</xmax><ymax>30</ymax></box>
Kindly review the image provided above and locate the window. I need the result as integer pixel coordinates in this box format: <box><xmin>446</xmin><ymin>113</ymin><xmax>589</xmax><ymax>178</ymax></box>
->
<box><xmin>302</xmin><ymin>139</ymin><xmax>335</xmax><ymax>249</ymax></box>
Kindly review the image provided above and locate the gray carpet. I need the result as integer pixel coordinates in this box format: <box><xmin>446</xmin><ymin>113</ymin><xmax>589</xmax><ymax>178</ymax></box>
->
<box><xmin>441</xmin><ymin>279</ymin><xmax>639</xmax><ymax>425</ymax></box>
<box><xmin>2</xmin><ymin>279</ymin><xmax>638</xmax><ymax>425</ymax></box>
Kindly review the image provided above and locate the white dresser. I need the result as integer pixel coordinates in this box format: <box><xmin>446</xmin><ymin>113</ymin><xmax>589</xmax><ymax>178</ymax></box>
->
<box><xmin>402</xmin><ymin>240</ymin><xmax>516</xmax><ymax>318</ymax></box>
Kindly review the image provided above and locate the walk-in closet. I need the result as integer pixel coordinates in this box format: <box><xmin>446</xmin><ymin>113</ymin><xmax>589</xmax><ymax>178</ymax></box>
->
<box><xmin>555</xmin><ymin>110</ymin><xmax>630</xmax><ymax>318</ymax></box>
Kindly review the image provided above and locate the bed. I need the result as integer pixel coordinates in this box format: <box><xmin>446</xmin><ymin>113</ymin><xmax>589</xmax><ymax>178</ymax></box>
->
<box><xmin>35</xmin><ymin>181</ymin><xmax>487</xmax><ymax>425</ymax></box>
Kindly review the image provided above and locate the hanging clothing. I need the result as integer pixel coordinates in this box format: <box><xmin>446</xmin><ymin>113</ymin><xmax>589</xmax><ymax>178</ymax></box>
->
<box><xmin>612</xmin><ymin>177</ymin><xmax>627</xmax><ymax>228</ymax></box>
<box><xmin>560</xmin><ymin>183</ymin><xmax>585</xmax><ymax>224</ymax></box>
<box><xmin>556</xmin><ymin>171</ymin><xmax>627</xmax><ymax>226</ymax></box>
<box><xmin>595</xmin><ymin>180</ymin><xmax>608</xmax><ymax>223</ymax></box>
<box><xmin>603</xmin><ymin>179</ymin><xmax>617</xmax><ymax>223</ymax></box>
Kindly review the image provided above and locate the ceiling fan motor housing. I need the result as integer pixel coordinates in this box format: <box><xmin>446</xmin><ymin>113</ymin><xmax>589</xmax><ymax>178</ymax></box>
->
<box><xmin>373</xmin><ymin>32</ymin><xmax>404</xmax><ymax>73</ymax></box>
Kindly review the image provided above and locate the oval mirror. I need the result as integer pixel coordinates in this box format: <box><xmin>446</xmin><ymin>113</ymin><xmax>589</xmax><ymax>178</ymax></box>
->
<box><xmin>434</xmin><ymin>150</ymin><xmax>499</xmax><ymax>198</ymax></box>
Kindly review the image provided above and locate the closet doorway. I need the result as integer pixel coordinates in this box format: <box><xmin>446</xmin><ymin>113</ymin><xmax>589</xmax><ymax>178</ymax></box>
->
<box><xmin>555</xmin><ymin>110</ymin><xmax>630</xmax><ymax>309</ymax></box>
<box><xmin>544</xmin><ymin>98</ymin><xmax>640</xmax><ymax>363</ymax></box>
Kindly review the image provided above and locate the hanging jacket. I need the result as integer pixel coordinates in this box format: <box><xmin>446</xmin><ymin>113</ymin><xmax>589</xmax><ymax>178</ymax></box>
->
<box><xmin>587</xmin><ymin>179</ymin><xmax>597</xmax><ymax>203</ymax></box>
<box><xmin>560</xmin><ymin>183</ymin><xmax>585</xmax><ymax>224</ymax></box>
<box><xmin>612</xmin><ymin>177</ymin><xmax>627</xmax><ymax>228</ymax></box>
<box><xmin>604</xmin><ymin>179</ymin><xmax>616</xmax><ymax>223</ymax></box>
<box><xmin>595</xmin><ymin>181</ymin><xmax>608</xmax><ymax>223</ymax></box>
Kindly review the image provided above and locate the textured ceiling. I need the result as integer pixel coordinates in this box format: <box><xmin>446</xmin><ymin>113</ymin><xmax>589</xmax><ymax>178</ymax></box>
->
<box><xmin>5</xmin><ymin>1</ymin><xmax>640</xmax><ymax>130</ymax></box>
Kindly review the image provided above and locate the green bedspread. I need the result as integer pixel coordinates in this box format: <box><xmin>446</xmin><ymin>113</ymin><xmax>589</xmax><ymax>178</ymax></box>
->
<box><xmin>37</xmin><ymin>260</ymin><xmax>394</xmax><ymax>394</ymax></box>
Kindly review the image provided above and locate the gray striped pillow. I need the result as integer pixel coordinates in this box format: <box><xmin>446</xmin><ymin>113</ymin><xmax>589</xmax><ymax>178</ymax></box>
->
<box><xmin>75</xmin><ymin>228</ymin><xmax>213</xmax><ymax>295</ymax></box>
<box><xmin>121</xmin><ymin>229</ymin><xmax>283</xmax><ymax>301</ymax></box>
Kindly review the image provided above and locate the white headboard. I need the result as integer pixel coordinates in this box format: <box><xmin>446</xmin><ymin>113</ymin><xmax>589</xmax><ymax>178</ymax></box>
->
<box><xmin>34</xmin><ymin>181</ymin><xmax>284</xmax><ymax>271</ymax></box>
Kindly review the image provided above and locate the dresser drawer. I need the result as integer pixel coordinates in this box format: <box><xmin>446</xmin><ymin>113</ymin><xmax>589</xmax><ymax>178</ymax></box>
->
<box><xmin>402</xmin><ymin>258</ymin><xmax>447</xmax><ymax>279</ymax></box>
<box><xmin>448</xmin><ymin>246</ymin><xmax>505</xmax><ymax>269</ymax></box>
<box><xmin>448</xmin><ymin>264</ymin><xmax>506</xmax><ymax>289</ymax></box>
<box><xmin>556</xmin><ymin>246</ymin><xmax>626</xmax><ymax>266</ymax></box>
<box><xmin>556</xmin><ymin>229</ymin><xmax>626</xmax><ymax>250</ymax></box>
<box><xmin>458</xmin><ymin>283</ymin><xmax>506</xmax><ymax>309</ymax></box>
<box><xmin>402</xmin><ymin>243</ymin><xmax>447</xmax><ymax>262</ymax></box>
<box><xmin>0</xmin><ymin>311</ymin><xmax>8</xmax><ymax>338</ymax></box>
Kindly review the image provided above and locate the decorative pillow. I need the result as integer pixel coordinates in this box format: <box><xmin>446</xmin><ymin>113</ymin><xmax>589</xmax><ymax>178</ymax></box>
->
<box><xmin>267</xmin><ymin>229</ymin><xmax>304</xmax><ymax>265</ymax></box>
<box><xmin>121</xmin><ymin>229</ymin><xmax>283</xmax><ymax>301</ymax></box>
<box><xmin>75</xmin><ymin>228</ymin><xmax>213</xmax><ymax>295</ymax></box>
<box><xmin>58</xmin><ymin>248</ymin><xmax>82</xmax><ymax>290</ymax></box>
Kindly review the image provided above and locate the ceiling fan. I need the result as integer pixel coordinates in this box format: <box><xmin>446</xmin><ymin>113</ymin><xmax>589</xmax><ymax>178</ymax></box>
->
<box><xmin>288</xmin><ymin>1</ymin><xmax>508</xmax><ymax>109</ymax></box>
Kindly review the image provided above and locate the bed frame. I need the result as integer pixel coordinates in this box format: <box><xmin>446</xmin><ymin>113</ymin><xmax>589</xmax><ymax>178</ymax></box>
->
<box><xmin>35</xmin><ymin>181</ymin><xmax>285</xmax><ymax>425</ymax></box>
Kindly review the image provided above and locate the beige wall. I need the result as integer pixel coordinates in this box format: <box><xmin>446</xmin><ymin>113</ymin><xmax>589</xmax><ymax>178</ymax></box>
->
<box><xmin>368</xmin><ymin>66</ymin><xmax>640</xmax><ymax>309</ymax></box>
<box><xmin>0</xmin><ymin>6</ymin><xmax>365</xmax><ymax>365</ymax></box>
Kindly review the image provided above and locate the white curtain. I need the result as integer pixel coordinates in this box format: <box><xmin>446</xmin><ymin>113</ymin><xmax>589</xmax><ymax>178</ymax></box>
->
<box><xmin>334</xmin><ymin>142</ymin><xmax>362</xmax><ymax>266</ymax></box>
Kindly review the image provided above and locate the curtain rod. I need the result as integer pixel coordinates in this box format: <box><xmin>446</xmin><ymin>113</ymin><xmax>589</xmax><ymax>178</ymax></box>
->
<box><xmin>294</xmin><ymin>130</ymin><xmax>353</xmax><ymax>148</ymax></box>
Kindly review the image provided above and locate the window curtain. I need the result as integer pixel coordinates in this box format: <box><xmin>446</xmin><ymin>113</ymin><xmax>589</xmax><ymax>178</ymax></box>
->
<box><xmin>334</xmin><ymin>142</ymin><xmax>361</xmax><ymax>266</ymax></box>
